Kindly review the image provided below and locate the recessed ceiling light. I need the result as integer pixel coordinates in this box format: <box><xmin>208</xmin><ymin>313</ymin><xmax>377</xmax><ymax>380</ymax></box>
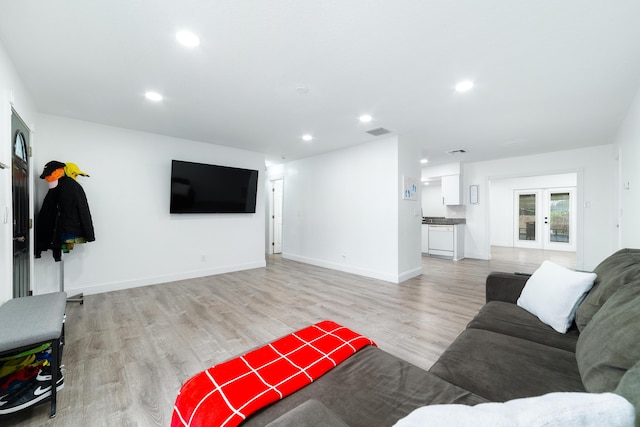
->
<box><xmin>302</xmin><ymin>134</ymin><xmax>313</xmax><ymax>142</ymax></box>
<box><xmin>176</xmin><ymin>30</ymin><xmax>200</xmax><ymax>48</ymax></box>
<box><xmin>359</xmin><ymin>114</ymin><xmax>372</xmax><ymax>123</ymax></box>
<box><xmin>296</xmin><ymin>86</ymin><xmax>309</xmax><ymax>95</ymax></box>
<box><xmin>145</xmin><ymin>91</ymin><xmax>163</xmax><ymax>102</ymax></box>
<box><xmin>455</xmin><ymin>80</ymin><xmax>474</xmax><ymax>92</ymax></box>
<box><xmin>420</xmin><ymin>158</ymin><xmax>429</xmax><ymax>164</ymax></box>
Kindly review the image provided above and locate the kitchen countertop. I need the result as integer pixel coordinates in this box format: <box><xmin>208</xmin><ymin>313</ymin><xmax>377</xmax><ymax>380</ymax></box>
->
<box><xmin>422</xmin><ymin>217</ymin><xmax>466</xmax><ymax>225</ymax></box>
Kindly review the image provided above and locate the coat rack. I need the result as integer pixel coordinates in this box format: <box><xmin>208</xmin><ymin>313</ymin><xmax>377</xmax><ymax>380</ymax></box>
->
<box><xmin>59</xmin><ymin>257</ymin><xmax>84</xmax><ymax>304</ymax></box>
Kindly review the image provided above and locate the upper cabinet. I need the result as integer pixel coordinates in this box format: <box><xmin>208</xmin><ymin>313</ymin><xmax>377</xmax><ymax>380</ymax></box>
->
<box><xmin>422</xmin><ymin>163</ymin><xmax>463</xmax><ymax>206</ymax></box>
<box><xmin>442</xmin><ymin>174</ymin><xmax>462</xmax><ymax>205</ymax></box>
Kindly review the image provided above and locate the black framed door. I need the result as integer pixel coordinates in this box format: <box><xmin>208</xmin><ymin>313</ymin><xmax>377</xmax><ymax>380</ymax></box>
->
<box><xmin>12</xmin><ymin>110</ymin><xmax>30</xmax><ymax>298</ymax></box>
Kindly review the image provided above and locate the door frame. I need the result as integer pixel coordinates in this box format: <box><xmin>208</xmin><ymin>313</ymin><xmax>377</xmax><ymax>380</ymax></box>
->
<box><xmin>268</xmin><ymin>178</ymin><xmax>283</xmax><ymax>254</ymax></box>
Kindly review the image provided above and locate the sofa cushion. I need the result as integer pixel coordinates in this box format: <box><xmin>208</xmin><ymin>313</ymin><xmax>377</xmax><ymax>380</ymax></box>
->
<box><xmin>392</xmin><ymin>392</ymin><xmax>635</xmax><ymax>427</ymax></box>
<box><xmin>429</xmin><ymin>329</ymin><xmax>585</xmax><ymax>402</ymax></box>
<box><xmin>516</xmin><ymin>260</ymin><xmax>596</xmax><ymax>333</ymax></box>
<box><xmin>467</xmin><ymin>301</ymin><xmax>579</xmax><ymax>352</ymax></box>
<box><xmin>615</xmin><ymin>360</ymin><xmax>640</xmax><ymax>427</ymax></box>
<box><xmin>575</xmin><ymin>248</ymin><xmax>640</xmax><ymax>331</ymax></box>
<box><xmin>265</xmin><ymin>399</ymin><xmax>348</xmax><ymax>427</ymax></box>
<box><xmin>576</xmin><ymin>280</ymin><xmax>640</xmax><ymax>394</ymax></box>
<box><xmin>243</xmin><ymin>345</ymin><xmax>488</xmax><ymax>426</ymax></box>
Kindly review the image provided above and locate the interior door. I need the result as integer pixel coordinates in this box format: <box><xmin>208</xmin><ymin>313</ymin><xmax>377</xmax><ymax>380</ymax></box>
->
<box><xmin>12</xmin><ymin>110</ymin><xmax>31</xmax><ymax>298</ymax></box>
<box><xmin>270</xmin><ymin>179</ymin><xmax>283</xmax><ymax>254</ymax></box>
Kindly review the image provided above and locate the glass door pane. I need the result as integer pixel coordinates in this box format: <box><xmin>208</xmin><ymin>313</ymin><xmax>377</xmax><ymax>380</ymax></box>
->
<box><xmin>518</xmin><ymin>193</ymin><xmax>537</xmax><ymax>241</ymax></box>
<box><xmin>549</xmin><ymin>192</ymin><xmax>570</xmax><ymax>243</ymax></box>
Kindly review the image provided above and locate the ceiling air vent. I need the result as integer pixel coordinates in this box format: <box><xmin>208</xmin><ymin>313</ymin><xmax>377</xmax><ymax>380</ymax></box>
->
<box><xmin>366</xmin><ymin>127</ymin><xmax>391</xmax><ymax>136</ymax></box>
<box><xmin>446</xmin><ymin>149</ymin><xmax>467</xmax><ymax>155</ymax></box>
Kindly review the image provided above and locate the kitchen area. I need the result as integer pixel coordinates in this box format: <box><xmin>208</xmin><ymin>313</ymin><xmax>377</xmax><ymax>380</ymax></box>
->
<box><xmin>421</xmin><ymin>163</ymin><xmax>467</xmax><ymax>260</ymax></box>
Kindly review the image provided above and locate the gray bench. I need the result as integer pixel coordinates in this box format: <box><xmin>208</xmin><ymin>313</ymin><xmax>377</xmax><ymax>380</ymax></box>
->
<box><xmin>0</xmin><ymin>292</ymin><xmax>67</xmax><ymax>418</ymax></box>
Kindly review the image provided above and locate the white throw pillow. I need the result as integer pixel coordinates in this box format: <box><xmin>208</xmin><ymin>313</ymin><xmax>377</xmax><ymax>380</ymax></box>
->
<box><xmin>393</xmin><ymin>392</ymin><xmax>635</xmax><ymax>427</ymax></box>
<box><xmin>516</xmin><ymin>260</ymin><xmax>597</xmax><ymax>333</ymax></box>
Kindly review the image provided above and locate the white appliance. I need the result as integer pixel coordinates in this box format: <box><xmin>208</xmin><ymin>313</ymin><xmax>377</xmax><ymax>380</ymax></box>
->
<box><xmin>428</xmin><ymin>224</ymin><xmax>465</xmax><ymax>260</ymax></box>
<box><xmin>428</xmin><ymin>225</ymin><xmax>454</xmax><ymax>254</ymax></box>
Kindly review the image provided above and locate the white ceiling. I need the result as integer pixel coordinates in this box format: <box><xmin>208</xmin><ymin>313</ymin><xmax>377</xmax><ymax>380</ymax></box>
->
<box><xmin>2</xmin><ymin>0</ymin><xmax>640</xmax><ymax>165</ymax></box>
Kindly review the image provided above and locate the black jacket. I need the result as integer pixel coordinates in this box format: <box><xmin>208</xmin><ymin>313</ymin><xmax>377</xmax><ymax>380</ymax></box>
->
<box><xmin>57</xmin><ymin>176</ymin><xmax>95</xmax><ymax>241</ymax></box>
<box><xmin>35</xmin><ymin>186</ymin><xmax>62</xmax><ymax>261</ymax></box>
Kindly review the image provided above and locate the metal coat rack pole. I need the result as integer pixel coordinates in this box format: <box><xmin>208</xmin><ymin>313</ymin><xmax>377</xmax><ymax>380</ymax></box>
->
<box><xmin>59</xmin><ymin>256</ymin><xmax>84</xmax><ymax>304</ymax></box>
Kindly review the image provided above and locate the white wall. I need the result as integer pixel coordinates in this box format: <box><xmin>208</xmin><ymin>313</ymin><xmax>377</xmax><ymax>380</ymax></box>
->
<box><xmin>614</xmin><ymin>87</ymin><xmax>640</xmax><ymax>248</ymax></box>
<box><xmin>279</xmin><ymin>136</ymin><xmax>421</xmax><ymax>283</ymax></box>
<box><xmin>397</xmin><ymin>137</ymin><xmax>423</xmax><ymax>281</ymax></box>
<box><xmin>463</xmin><ymin>145</ymin><xmax>615</xmax><ymax>271</ymax></box>
<box><xmin>33</xmin><ymin>114</ymin><xmax>266</xmax><ymax>296</ymax></box>
<box><xmin>421</xmin><ymin>163</ymin><xmax>461</xmax><ymax>180</ymax></box>
<box><xmin>490</xmin><ymin>173</ymin><xmax>577</xmax><ymax>246</ymax></box>
<box><xmin>0</xmin><ymin>42</ymin><xmax>39</xmax><ymax>304</ymax></box>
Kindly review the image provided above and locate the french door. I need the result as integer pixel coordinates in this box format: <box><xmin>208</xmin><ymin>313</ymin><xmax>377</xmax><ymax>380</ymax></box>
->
<box><xmin>514</xmin><ymin>187</ymin><xmax>576</xmax><ymax>251</ymax></box>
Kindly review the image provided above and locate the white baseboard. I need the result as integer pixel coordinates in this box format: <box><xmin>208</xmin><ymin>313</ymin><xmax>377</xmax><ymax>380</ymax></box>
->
<box><xmin>398</xmin><ymin>266</ymin><xmax>423</xmax><ymax>282</ymax></box>
<box><xmin>464</xmin><ymin>251</ymin><xmax>491</xmax><ymax>260</ymax></box>
<box><xmin>64</xmin><ymin>260</ymin><xmax>267</xmax><ymax>296</ymax></box>
<box><xmin>282</xmin><ymin>253</ymin><xmax>421</xmax><ymax>284</ymax></box>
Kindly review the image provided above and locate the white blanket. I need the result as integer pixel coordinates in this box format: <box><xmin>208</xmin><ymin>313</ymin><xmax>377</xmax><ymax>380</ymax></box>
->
<box><xmin>393</xmin><ymin>392</ymin><xmax>635</xmax><ymax>427</ymax></box>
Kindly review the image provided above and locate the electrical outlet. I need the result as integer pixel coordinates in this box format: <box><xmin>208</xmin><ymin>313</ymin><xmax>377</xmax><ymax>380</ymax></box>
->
<box><xmin>200</xmin><ymin>255</ymin><xmax>207</xmax><ymax>262</ymax></box>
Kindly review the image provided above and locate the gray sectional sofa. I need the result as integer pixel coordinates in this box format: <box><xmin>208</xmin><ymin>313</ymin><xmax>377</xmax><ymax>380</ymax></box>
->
<box><xmin>242</xmin><ymin>248</ymin><xmax>640</xmax><ymax>426</ymax></box>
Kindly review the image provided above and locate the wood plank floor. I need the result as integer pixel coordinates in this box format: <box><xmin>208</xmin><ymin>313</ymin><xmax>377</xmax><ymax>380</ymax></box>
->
<box><xmin>3</xmin><ymin>247</ymin><xmax>574</xmax><ymax>426</ymax></box>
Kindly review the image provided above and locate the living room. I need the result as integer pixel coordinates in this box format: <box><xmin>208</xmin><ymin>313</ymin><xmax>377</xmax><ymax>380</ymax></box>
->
<box><xmin>0</xmin><ymin>1</ymin><xmax>639</xmax><ymax>425</ymax></box>
<box><xmin>1</xmin><ymin>2</ymin><xmax>640</xmax><ymax>303</ymax></box>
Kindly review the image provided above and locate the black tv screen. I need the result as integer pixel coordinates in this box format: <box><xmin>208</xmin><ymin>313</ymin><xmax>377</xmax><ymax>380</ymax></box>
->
<box><xmin>170</xmin><ymin>160</ymin><xmax>259</xmax><ymax>214</ymax></box>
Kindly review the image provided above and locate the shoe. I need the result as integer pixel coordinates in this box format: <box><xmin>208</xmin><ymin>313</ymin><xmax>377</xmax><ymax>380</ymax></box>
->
<box><xmin>0</xmin><ymin>364</ymin><xmax>41</xmax><ymax>395</ymax></box>
<box><xmin>0</xmin><ymin>368</ymin><xmax>63</xmax><ymax>415</ymax></box>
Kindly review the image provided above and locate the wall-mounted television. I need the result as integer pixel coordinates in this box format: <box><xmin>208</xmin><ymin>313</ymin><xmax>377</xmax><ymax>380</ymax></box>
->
<box><xmin>170</xmin><ymin>160</ymin><xmax>259</xmax><ymax>214</ymax></box>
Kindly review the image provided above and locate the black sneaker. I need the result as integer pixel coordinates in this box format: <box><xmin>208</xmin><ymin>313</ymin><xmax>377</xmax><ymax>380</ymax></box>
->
<box><xmin>0</xmin><ymin>364</ymin><xmax>41</xmax><ymax>397</ymax></box>
<box><xmin>0</xmin><ymin>367</ymin><xmax>64</xmax><ymax>415</ymax></box>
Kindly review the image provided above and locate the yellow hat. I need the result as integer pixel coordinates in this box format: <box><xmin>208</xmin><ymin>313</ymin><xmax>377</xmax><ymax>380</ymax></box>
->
<box><xmin>64</xmin><ymin>162</ymin><xmax>90</xmax><ymax>180</ymax></box>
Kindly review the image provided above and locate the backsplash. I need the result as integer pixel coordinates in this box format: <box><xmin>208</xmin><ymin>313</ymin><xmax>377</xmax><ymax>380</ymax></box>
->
<box><xmin>446</xmin><ymin>205</ymin><xmax>466</xmax><ymax>218</ymax></box>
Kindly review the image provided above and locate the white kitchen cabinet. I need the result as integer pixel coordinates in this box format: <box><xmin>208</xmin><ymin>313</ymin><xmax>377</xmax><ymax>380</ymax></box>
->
<box><xmin>441</xmin><ymin>174</ymin><xmax>462</xmax><ymax>205</ymax></box>
<box><xmin>421</xmin><ymin>224</ymin><xmax>429</xmax><ymax>254</ymax></box>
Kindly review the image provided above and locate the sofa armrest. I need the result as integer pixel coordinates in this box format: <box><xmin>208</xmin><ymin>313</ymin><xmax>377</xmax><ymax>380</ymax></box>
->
<box><xmin>485</xmin><ymin>272</ymin><xmax>531</xmax><ymax>304</ymax></box>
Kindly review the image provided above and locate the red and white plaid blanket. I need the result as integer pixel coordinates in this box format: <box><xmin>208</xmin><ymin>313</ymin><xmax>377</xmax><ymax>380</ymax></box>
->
<box><xmin>171</xmin><ymin>320</ymin><xmax>375</xmax><ymax>427</ymax></box>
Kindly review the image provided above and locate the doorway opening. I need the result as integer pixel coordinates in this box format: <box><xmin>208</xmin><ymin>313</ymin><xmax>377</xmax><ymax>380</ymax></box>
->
<box><xmin>489</xmin><ymin>172</ymin><xmax>578</xmax><ymax>266</ymax></box>
<box><xmin>269</xmin><ymin>179</ymin><xmax>283</xmax><ymax>254</ymax></box>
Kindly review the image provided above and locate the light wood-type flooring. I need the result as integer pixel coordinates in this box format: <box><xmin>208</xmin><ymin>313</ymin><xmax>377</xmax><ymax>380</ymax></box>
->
<box><xmin>3</xmin><ymin>247</ymin><xmax>575</xmax><ymax>426</ymax></box>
